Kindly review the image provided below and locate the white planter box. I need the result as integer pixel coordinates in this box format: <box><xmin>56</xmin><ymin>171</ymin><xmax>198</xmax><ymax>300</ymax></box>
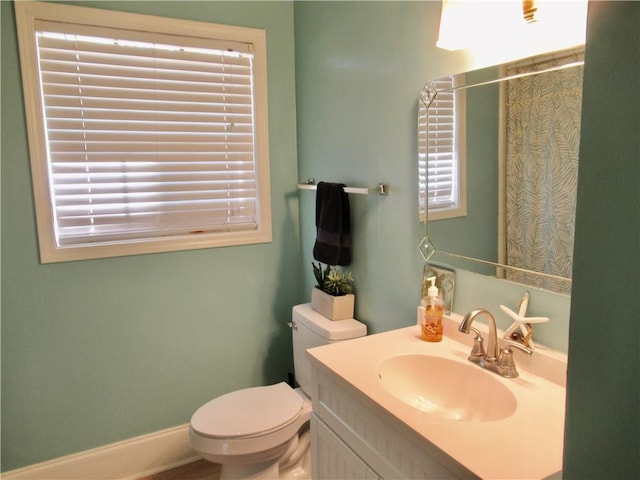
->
<box><xmin>311</xmin><ymin>288</ymin><xmax>355</xmax><ymax>321</ymax></box>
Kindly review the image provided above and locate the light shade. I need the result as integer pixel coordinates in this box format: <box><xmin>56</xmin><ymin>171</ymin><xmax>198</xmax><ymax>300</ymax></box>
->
<box><xmin>437</xmin><ymin>0</ymin><xmax>523</xmax><ymax>51</ymax></box>
<box><xmin>437</xmin><ymin>0</ymin><xmax>587</xmax><ymax>54</ymax></box>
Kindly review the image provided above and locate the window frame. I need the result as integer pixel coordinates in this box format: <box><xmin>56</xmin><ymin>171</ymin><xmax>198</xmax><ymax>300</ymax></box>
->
<box><xmin>418</xmin><ymin>75</ymin><xmax>467</xmax><ymax>223</ymax></box>
<box><xmin>15</xmin><ymin>1</ymin><xmax>272</xmax><ymax>263</ymax></box>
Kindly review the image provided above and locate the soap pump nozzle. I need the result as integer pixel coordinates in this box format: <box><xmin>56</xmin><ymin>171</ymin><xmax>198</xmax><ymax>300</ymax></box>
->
<box><xmin>427</xmin><ymin>276</ymin><xmax>438</xmax><ymax>298</ymax></box>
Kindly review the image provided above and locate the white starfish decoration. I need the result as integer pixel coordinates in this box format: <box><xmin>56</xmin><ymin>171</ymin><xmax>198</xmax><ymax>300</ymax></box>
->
<box><xmin>500</xmin><ymin>291</ymin><xmax>549</xmax><ymax>350</ymax></box>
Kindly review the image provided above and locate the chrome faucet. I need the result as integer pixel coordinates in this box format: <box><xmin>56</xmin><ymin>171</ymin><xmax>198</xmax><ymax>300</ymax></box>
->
<box><xmin>458</xmin><ymin>309</ymin><xmax>532</xmax><ymax>378</ymax></box>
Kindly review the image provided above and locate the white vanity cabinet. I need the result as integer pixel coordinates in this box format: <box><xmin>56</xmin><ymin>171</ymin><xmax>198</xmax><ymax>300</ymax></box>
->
<box><xmin>310</xmin><ymin>364</ymin><xmax>470</xmax><ymax>480</ymax></box>
<box><xmin>307</xmin><ymin>322</ymin><xmax>567</xmax><ymax>480</ymax></box>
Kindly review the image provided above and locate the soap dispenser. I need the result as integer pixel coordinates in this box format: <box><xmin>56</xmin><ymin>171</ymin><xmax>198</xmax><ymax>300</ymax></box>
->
<box><xmin>421</xmin><ymin>276</ymin><xmax>444</xmax><ymax>342</ymax></box>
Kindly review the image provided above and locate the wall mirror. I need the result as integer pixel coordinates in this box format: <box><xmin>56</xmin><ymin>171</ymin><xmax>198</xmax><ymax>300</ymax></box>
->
<box><xmin>418</xmin><ymin>47</ymin><xmax>584</xmax><ymax>295</ymax></box>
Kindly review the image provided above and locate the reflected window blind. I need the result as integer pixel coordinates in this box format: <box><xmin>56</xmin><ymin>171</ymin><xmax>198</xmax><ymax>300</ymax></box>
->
<box><xmin>35</xmin><ymin>22</ymin><xmax>258</xmax><ymax>247</ymax></box>
<box><xmin>419</xmin><ymin>77</ymin><xmax>458</xmax><ymax>217</ymax></box>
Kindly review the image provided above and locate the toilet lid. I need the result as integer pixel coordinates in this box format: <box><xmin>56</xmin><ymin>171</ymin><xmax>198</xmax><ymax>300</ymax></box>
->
<box><xmin>191</xmin><ymin>382</ymin><xmax>303</xmax><ymax>438</ymax></box>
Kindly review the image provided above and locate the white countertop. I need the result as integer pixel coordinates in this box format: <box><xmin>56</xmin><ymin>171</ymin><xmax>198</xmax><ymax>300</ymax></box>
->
<box><xmin>307</xmin><ymin>314</ymin><xmax>567</xmax><ymax>479</ymax></box>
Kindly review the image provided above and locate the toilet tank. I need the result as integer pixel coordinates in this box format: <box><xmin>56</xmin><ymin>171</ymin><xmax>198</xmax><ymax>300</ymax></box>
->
<box><xmin>291</xmin><ymin>303</ymin><xmax>367</xmax><ymax>396</ymax></box>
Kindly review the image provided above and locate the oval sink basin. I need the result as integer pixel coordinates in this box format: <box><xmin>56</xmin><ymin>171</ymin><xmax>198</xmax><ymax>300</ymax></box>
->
<box><xmin>377</xmin><ymin>354</ymin><xmax>517</xmax><ymax>422</ymax></box>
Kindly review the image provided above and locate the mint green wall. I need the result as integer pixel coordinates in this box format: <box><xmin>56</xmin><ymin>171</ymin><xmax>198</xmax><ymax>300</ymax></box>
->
<box><xmin>1</xmin><ymin>1</ymin><xmax>300</xmax><ymax>471</ymax></box>
<box><xmin>563</xmin><ymin>1</ymin><xmax>639</xmax><ymax>477</ymax></box>
<box><xmin>294</xmin><ymin>1</ymin><xmax>467</xmax><ymax>332</ymax></box>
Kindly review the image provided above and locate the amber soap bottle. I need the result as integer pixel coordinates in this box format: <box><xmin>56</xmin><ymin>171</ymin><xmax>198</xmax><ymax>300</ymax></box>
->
<box><xmin>421</xmin><ymin>276</ymin><xmax>444</xmax><ymax>342</ymax></box>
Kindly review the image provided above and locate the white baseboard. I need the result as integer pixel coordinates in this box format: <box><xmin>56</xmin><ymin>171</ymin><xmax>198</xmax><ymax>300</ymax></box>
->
<box><xmin>1</xmin><ymin>424</ymin><xmax>200</xmax><ymax>480</ymax></box>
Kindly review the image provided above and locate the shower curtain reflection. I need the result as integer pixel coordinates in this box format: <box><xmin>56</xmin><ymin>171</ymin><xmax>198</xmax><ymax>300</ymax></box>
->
<box><xmin>502</xmin><ymin>50</ymin><xmax>584</xmax><ymax>294</ymax></box>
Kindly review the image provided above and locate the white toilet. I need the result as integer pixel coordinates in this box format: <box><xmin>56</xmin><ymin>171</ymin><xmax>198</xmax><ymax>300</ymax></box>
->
<box><xmin>189</xmin><ymin>303</ymin><xmax>367</xmax><ymax>479</ymax></box>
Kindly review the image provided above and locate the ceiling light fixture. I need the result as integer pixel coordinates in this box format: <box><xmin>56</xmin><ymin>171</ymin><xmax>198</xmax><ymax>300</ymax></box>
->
<box><xmin>436</xmin><ymin>0</ymin><xmax>587</xmax><ymax>54</ymax></box>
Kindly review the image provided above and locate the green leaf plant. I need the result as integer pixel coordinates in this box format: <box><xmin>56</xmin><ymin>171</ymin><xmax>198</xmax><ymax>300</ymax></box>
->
<box><xmin>312</xmin><ymin>262</ymin><xmax>354</xmax><ymax>296</ymax></box>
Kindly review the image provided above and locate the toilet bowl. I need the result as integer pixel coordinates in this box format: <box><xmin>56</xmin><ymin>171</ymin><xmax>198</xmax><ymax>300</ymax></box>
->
<box><xmin>189</xmin><ymin>303</ymin><xmax>367</xmax><ymax>479</ymax></box>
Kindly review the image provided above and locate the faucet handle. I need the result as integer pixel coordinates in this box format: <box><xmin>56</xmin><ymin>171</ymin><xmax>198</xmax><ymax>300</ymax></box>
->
<box><xmin>497</xmin><ymin>346</ymin><xmax>520</xmax><ymax>378</ymax></box>
<box><xmin>467</xmin><ymin>327</ymin><xmax>485</xmax><ymax>364</ymax></box>
<box><xmin>503</xmin><ymin>337</ymin><xmax>534</xmax><ymax>355</ymax></box>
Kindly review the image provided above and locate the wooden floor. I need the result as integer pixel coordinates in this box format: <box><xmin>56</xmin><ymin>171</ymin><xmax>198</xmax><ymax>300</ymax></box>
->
<box><xmin>138</xmin><ymin>460</ymin><xmax>221</xmax><ymax>480</ymax></box>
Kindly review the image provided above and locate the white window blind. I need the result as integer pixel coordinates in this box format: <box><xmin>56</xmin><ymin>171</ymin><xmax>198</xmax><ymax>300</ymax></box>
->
<box><xmin>418</xmin><ymin>76</ymin><xmax>466</xmax><ymax>221</ymax></box>
<box><xmin>16</xmin><ymin>2</ymin><xmax>271</xmax><ymax>262</ymax></box>
<box><xmin>38</xmin><ymin>26</ymin><xmax>258</xmax><ymax>246</ymax></box>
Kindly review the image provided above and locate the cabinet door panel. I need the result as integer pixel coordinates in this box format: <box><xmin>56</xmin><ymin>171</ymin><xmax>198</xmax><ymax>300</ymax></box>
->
<box><xmin>312</xmin><ymin>414</ymin><xmax>380</xmax><ymax>480</ymax></box>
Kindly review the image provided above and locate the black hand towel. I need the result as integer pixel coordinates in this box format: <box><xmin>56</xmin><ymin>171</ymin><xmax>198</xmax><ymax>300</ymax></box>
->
<box><xmin>313</xmin><ymin>182</ymin><xmax>352</xmax><ymax>266</ymax></box>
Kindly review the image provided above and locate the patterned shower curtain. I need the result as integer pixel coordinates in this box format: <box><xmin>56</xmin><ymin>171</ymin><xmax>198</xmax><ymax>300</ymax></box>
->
<box><xmin>504</xmin><ymin>50</ymin><xmax>584</xmax><ymax>294</ymax></box>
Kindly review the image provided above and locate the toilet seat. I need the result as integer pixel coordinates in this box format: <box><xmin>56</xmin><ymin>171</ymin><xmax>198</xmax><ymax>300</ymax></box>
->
<box><xmin>191</xmin><ymin>382</ymin><xmax>304</xmax><ymax>439</ymax></box>
<box><xmin>189</xmin><ymin>383</ymin><xmax>312</xmax><ymax>465</ymax></box>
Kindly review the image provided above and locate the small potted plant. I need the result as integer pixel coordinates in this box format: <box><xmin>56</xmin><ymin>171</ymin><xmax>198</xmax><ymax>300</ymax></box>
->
<box><xmin>311</xmin><ymin>262</ymin><xmax>355</xmax><ymax>320</ymax></box>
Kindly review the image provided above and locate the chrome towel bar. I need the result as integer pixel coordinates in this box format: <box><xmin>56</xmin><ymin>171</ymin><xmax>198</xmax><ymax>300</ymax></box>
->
<box><xmin>296</xmin><ymin>178</ymin><xmax>389</xmax><ymax>196</ymax></box>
